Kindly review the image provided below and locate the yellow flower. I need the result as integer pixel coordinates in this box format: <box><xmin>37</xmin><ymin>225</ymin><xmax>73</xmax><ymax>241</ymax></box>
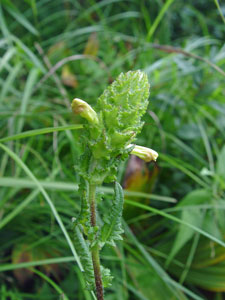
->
<box><xmin>129</xmin><ymin>144</ymin><xmax>158</xmax><ymax>162</ymax></box>
<box><xmin>71</xmin><ymin>98</ymin><xmax>99</xmax><ymax>124</ymax></box>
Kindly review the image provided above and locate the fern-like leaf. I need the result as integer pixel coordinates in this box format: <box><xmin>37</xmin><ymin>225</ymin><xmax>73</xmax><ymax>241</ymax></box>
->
<box><xmin>101</xmin><ymin>265</ymin><xmax>113</xmax><ymax>288</ymax></box>
<box><xmin>73</xmin><ymin>223</ymin><xmax>95</xmax><ymax>290</ymax></box>
<box><xmin>100</xmin><ymin>181</ymin><xmax>124</xmax><ymax>247</ymax></box>
<box><xmin>76</xmin><ymin>179</ymin><xmax>91</xmax><ymax>235</ymax></box>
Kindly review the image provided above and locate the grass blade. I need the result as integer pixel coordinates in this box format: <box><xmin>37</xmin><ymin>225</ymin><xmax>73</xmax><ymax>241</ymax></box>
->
<box><xmin>0</xmin><ymin>142</ymin><xmax>83</xmax><ymax>271</ymax></box>
<box><xmin>0</xmin><ymin>124</ymin><xmax>83</xmax><ymax>142</ymax></box>
<box><xmin>214</xmin><ymin>0</ymin><xmax>225</xmax><ymax>24</ymax></box>
<box><xmin>0</xmin><ymin>47</ymin><xmax>15</xmax><ymax>73</ymax></box>
<box><xmin>0</xmin><ymin>177</ymin><xmax>176</xmax><ymax>203</ymax></box>
<box><xmin>17</xmin><ymin>68</ymin><xmax>39</xmax><ymax>133</ymax></box>
<box><xmin>125</xmin><ymin>199</ymin><xmax>225</xmax><ymax>248</ymax></box>
<box><xmin>0</xmin><ymin>189</ymin><xmax>39</xmax><ymax>230</ymax></box>
<box><xmin>146</xmin><ymin>0</ymin><xmax>175</xmax><ymax>41</ymax></box>
<box><xmin>124</xmin><ymin>223</ymin><xmax>203</xmax><ymax>300</ymax></box>
<box><xmin>30</xmin><ymin>268</ymin><xmax>69</xmax><ymax>300</ymax></box>
<box><xmin>0</xmin><ymin>62</ymin><xmax>22</xmax><ymax>101</ymax></box>
<box><xmin>4</xmin><ymin>2</ymin><xmax>39</xmax><ymax>35</ymax></box>
<box><xmin>0</xmin><ymin>256</ymin><xmax>75</xmax><ymax>272</ymax></box>
<box><xmin>11</xmin><ymin>35</ymin><xmax>46</xmax><ymax>72</ymax></box>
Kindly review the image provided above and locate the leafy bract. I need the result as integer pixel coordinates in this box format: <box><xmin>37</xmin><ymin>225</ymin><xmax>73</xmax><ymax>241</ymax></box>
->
<box><xmin>76</xmin><ymin>70</ymin><xmax>150</xmax><ymax>184</ymax></box>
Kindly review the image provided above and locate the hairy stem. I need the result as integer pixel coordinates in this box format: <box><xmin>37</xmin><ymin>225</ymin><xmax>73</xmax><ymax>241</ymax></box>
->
<box><xmin>89</xmin><ymin>184</ymin><xmax>104</xmax><ymax>300</ymax></box>
<box><xmin>89</xmin><ymin>184</ymin><xmax>97</xmax><ymax>227</ymax></box>
<box><xmin>92</xmin><ymin>244</ymin><xmax>104</xmax><ymax>300</ymax></box>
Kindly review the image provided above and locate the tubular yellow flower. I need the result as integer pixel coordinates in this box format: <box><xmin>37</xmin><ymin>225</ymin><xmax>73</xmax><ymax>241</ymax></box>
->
<box><xmin>71</xmin><ymin>98</ymin><xmax>99</xmax><ymax>124</ymax></box>
<box><xmin>129</xmin><ymin>144</ymin><xmax>158</xmax><ymax>162</ymax></box>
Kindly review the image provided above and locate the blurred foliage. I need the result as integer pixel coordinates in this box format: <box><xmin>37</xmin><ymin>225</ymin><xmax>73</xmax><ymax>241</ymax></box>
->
<box><xmin>0</xmin><ymin>0</ymin><xmax>225</xmax><ymax>299</ymax></box>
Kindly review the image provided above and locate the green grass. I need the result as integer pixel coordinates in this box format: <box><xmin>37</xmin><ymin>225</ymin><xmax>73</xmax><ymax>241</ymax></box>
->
<box><xmin>0</xmin><ymin>0</ymin><xmax>225</xmax><ymax>299</ymax></box>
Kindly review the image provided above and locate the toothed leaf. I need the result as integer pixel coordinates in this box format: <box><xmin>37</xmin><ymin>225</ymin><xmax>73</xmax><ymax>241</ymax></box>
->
<box><xmin>75</xmin><ymin>179</ymin><xmax>91</xmax><ymax>235</ymax></box>
<box><xmin>100</xmin><ymin>182</ymin><xmax>124</xmax><ymax>247</ymax></box>
<box><xmin>73</xmin><ymin>223</ymin><xmax>95</xmax><ymax>290</ymax></box>
<box><xmin>101</xmin><ymin>266</ymin><xmax>113</xmax><ymax>288</ymax></box>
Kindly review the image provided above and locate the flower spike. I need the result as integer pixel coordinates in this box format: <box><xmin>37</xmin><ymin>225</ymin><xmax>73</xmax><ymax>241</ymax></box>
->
<box><xmin>71</xmin><ymin>71</ymin><xmax>158</xmax><ymax>298</ymax></box>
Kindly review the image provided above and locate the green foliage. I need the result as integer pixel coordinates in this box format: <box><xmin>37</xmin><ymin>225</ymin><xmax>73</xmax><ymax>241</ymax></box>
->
<box><xmin>75</xmin><ymin>70</ymin><xmax>150</xmax><ymax>185</ymax></box>
<box><xmin>93</xmin><ymin>71</ymin><xmax>150</xmax><ymax>157</ymax></box>
<box><xmin>101</xmin><ymin>266</ymin><xmax>113</xmax><ymax>288</ymax></box>
<box><xmin>73</xmin><ymin>71</ymin><xmax>151</xmax><ymax>295</ymax></box>
<box><xmin>0</xmin><ymin>0</ymin><xmax>225</xmax><ymax>299</ymax></box>
<box><xmin>100</xmin><ymin>182</ymin><xmax>124</xmax><ymax>247</ymax></box>
<box><xmin>216</xmin><ymin>145</ymin><xmax>225</xmax><ymax>182</ymax></box>
<box><xmin>76</xmin><ymin>179</ymin><xmax>92</xmax><ymax>234</ymax></box>
<box><xmin>166</xmin><ymin>189</ymin><xmax>211</xmax><ymax>266</ymax></box>
<box><xmin>73</xmin><ymin>223</ymin><xmax>95</xmax><ymax>291</ymax></box>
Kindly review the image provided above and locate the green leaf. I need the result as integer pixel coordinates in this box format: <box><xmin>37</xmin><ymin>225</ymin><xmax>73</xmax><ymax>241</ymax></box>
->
<box><xmin>169</xmin><ymin>260</ymin><xmax>225</xmax><ymax>292</ymax></box>
<box><xmin>76</xmin><ymin>179</ymin><xmax>92</xmax><ymax>235</ymax></box>
<box><xmin>125</xmin><ymin>197</ymin><xmax>225</xmax><ymax>248</ymax></box>
<box><xmin>0</xmin><ymin>177</ymin><xmax>176</xmax><ymax>203</ymax></box>
<box><xmin>0</xmin><ymin>142</ymin><xmax>83</xmax><ymax>272</ymax></box>
<box><xmin>124</xmin><ymin>223</ymin><xmax>203</xmax><ymax>300</ymax></box>
<box><xmin>146</xmin><ymin>0</ymin><xmax>175</xmax><ymax>41</ymax></box>
<box><xmin>166</xmin><ymin>189</ymin><xmax>211</xmax><ymax>266</ymax></box>
<box><xmin>216</xmin><ymin>145</ymin><xmax>225</xmax><ymax>180</ymax></box>
<box><xmin>202</xmin><ymin>212</ymin><xmax>223</xmax><ymax>240</ymax></box>
<box><xmin>73</xmin><ymin>224</ymin><xmax>95</xmax><ymax>290</ymax></box>
<box><xmin>30</xmin><ymin>268</ymin><xmax>69</xmax><ymax>300</ymax></box>
<box><xmin>0</xmin><ymin>48</ymin><xmax>16</xmax><ymax>73</ymax></box>
<box><xmin>101</xmin><ymin>266</ymin><xmax>113</xmax><ymax>288</ymax></box>
<box><xmin>178</xmin><ymin>189</ymin><xmax>211</xmax><ymax>207</ymax></box>
<box><xmin>127</xmin><ymin>256</ymin><xmax>188</xmax><ymax>300</ymax></box>
<box><xmin>16</xmin><ymin>68</ymin><xmax>39</xmax><ymax>133</ymax></box>
<box><xmin>166</xmin><ymin>210</ymin><xmax>204</xmax><ymax>267</ymax></box>
<box><xmin>3</xmin><ymin>0</ymin><xmax>39</xmax><ymax>35</ymax></box>
<box><xmin>0</xmin><ymin>124</ymin><xmax>83</xmax><ymax>143</ymax></box>
<box><xmin>11</xmin><ymin>36</ymin><xmax>46</xmax><ymax>72</ymax></box>
<box><xmin>100</xmin><ymin>182</ymin><xmax>124</xmax><ymax>247</ymax></box>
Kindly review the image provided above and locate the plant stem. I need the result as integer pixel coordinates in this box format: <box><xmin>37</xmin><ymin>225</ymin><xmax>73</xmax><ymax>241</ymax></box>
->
<box><xmin>89</xmin><ymin>183</ymin><xmax>104</xmax><ymax>300</ymax></box>
<box><xmin>89</xmin><ymin>183</ymin><xmax>97</xmax><ymax>227</ymax></box>
<box><xmin>92</xmin><ymin>244</ymin><xmax>104</xmax><ymax>300</ymax></box>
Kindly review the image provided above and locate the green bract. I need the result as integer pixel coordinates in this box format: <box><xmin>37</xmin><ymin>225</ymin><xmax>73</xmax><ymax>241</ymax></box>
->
<box><xmin>73</xmin><ymin>70</ymin><xmax>150</xmax><ymax>184</ymax></box>
<box><xmin>93</xmin><ymin>70</ymin><xmax>150</xmax><ymax>156</ymax></box>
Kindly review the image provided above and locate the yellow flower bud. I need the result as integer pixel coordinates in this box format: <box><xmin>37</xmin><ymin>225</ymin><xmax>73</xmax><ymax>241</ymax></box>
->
<box><xmin>129</xmin><ymin>144</ymin><xmax>158</xmax><ymax>162</ymax></box>
<box><xmin>71</xmin><ymin>98</ymin><xmax>99</xmax><ymax>124</ymax></box>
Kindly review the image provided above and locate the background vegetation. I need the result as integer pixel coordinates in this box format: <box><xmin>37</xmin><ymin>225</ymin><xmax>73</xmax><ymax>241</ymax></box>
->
<box><xmin>0</xmin><ymin>0</ymin><xmax>225</xmax><ymax>299</ymax></box>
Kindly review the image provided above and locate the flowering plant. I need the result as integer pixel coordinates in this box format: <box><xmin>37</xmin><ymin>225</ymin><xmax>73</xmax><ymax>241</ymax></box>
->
<box><xmin>72</xmin><ymin>71</ymin><xmax>158</xmax><ymax>300</ymax></box>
